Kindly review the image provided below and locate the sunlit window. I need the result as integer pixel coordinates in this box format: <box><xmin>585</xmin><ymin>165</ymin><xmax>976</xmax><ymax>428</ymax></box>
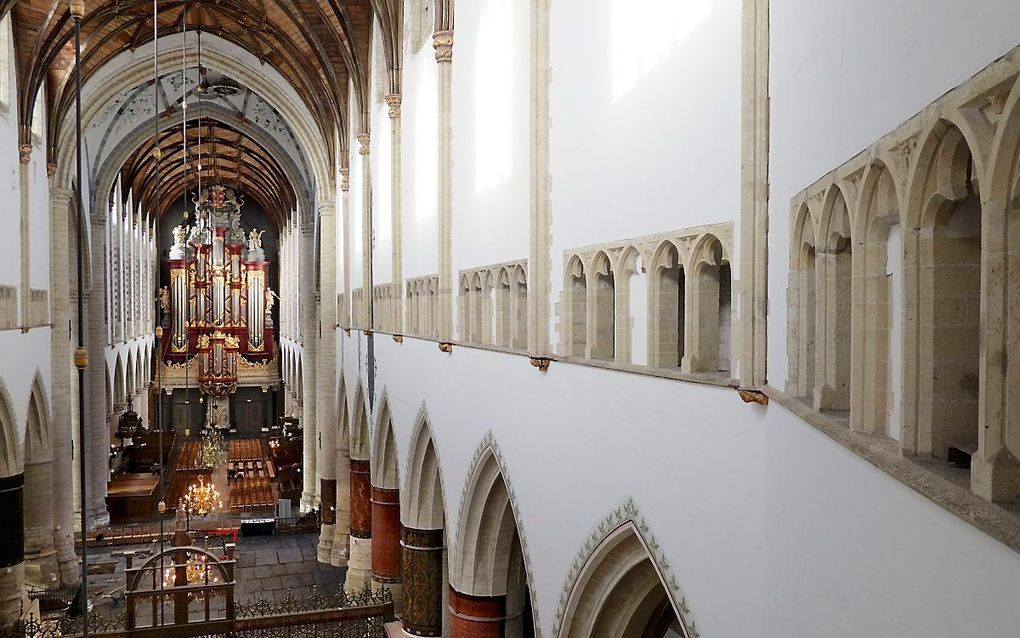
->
<box><xmin>611</xmin><ymin>0</ymin><xmax>711</xmax><ymax>101</ymax></box>
<box><xmin>474</xmin><ymin>0</ymin><xmax>514</xmax><ymax>194</ymax></box>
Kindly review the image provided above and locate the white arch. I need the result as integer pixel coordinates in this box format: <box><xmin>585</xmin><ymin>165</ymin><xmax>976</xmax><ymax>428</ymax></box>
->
<box><xmin>53</xmin><ymin>32</ymin><xmax>333</xmax><ymax>208</ymax></box>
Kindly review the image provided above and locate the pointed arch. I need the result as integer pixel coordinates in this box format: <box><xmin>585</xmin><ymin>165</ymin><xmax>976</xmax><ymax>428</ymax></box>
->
<box><xmin>813</xmin><ymin>185</ymin><xmax>853</xmax><ymax>411</ymax></box>
<box><xmin>403</xmin><ymin>405</ymin><xmax>446</xmax><ymax>531</ymax></box>
<box><xmin>649</xmin><ymin>240</ymin><xmax>685</xmax><ymax>369</ymax></box>
<box><xmin>125</xmin><ymin>349</ymin><xmax>136</xmax><ymax>400</ymax></box>
<box><xmin>590</xmin><ymin>250</ymin><xmax>616</xmax><ymax>360</ymax></box>
<box><xmin>24</xmin><ymin>372</ymin><xmax>51</xmax><ymax>465</ymax></box>
<box><xmin>452</xmin><ymin>433</ymin><xmax>539</xmax><ymax>634</ymax></box>
<box><xmin>0</xmin><ymin>377</ymin><xmax>21</xmax><ymax>477</ymax></box>
<box><xmin>350</xmin><ymin>383</ymin><xmax>371</xmax><ymax>461</ymax></box>
<box><xmin>371</xmin><ymin>394</ymin><xmax>400</xmax><ymax>490</ymax></box>
<box><xmin>563</xmin><ymin>254</ymin><xmax>588</xmax><ymax>357</ymax></box>
<box><xmin>554</xmin><ymin>501</ymin><xmax>698</xmax><ymax>638</ymax></box>
<box><xmin>787</xmin><ymin>204</ymin><xmax>817</xmax><ymax>397</ymax></box>
<box><xmin>688</xmin><ymin>233</ymin><xmax>732</xmax><ymax>375</ymax></box>
<box><xmin>902</xmin><ymin>120</ymin><xmax>982</xmax><ymax>461</ymax></box>
<box><xmin>113</xmin><ymin>353</ymin><xmax>126</xmax><ymax>408</ymax></box>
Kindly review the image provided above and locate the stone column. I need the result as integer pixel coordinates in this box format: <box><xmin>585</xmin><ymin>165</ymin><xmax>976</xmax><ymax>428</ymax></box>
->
<box><xmin>18</xmin><ymin>145</ymin><xmax>31</xmax><ymax>328</ymax></box>
<box><xmin>371</xmin><ymin>487</ymin><xmax>401</xmax><ymax>610</ymax></box>
<box><xmin>434</xmin><ymin>31</ymin><xmax>454</xmax><ymax>340</ymax></box>
<box><xmin>357</xmin><ymin>134</ymin><xmax>372</xmax><ymax>329</ymax></box>
<box><xmin>527</xmin><ymin>0</ymin><xmax>551</xmax><ymax>356</ymax></box>
<box><xmin>401</xmin><ymin>527</ymin><xmax>444</xmax><ymax>637</ymax></box>
<box><xmin>449</xmin><ymin>588</ymin><xmax>505</xmax><ymax>638</ymax></box>
<box><xmin>299</xmin><ymin>221</ymin><xmax>319</xmax><ymax>511</ymax></box>
<box><xmin>345</xmin><ymin>459</ymin><xmax>372</xmax><ymax>591</ymax></box>
<box><xmin>330</xmin><ymin>442</ymin><xmax>351</xmax><ymax>566</ymax></box>
<box><xmin>0</xmin><ymin>473</ymin><xmax>25</xmax><ymax>625</ymax></box>
<box><xmin>317</xmin><ymin>199</ymin><xmax>337</xmax><ymax>561</ymax></box>
<box><xmin>23</xmin><ymin>451</ymin><xmax>58</xmax><ymax>583</ymax></box>
<box><xmin>48</xmin><ymin>187</ymin><xmax>78</xmax><ymax>582</ymax></box>
<box><xmin>86</xmin><ymin>213</ymin><xmax>110</xmax><ymax>528</ymax></box>
<box><xmin>386</xmin><ymin>95</ymin><xmax>404</xmax><ymax>333</ymax></box>
<box><xmin>340</xmin><ymin>169</ymin><xmax>352</xmax><ymax>327</ymax></box>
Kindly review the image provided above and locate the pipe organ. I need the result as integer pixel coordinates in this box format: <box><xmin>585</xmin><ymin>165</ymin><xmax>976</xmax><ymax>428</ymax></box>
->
<box><xmin>160</xmin><ymin>186</ymin><xmax>276</xmax><ymax>397</ymax></box>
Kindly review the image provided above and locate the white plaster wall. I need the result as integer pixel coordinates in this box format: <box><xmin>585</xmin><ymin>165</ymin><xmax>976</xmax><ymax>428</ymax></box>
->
<box><xmin>450</xmin><ymin>0</ymin><xmax>530</xmax><ymax>273</ymax></box>
<box><xmin>548</xmin><ymin>0</ymin><xmax>741</xmax><ymax>248</ymax></box>
<box><xmin>400</xmin><ymin>37</ymin><xmax>439</xmax><ymax>280</ymax></box>
<box><xmin>767</xmin><ymin>0</ymin><xmax>1020</xmax><ymax>384</ymax></box>
<box><xmin>29</xmin><ymin>95</ymin><xmax>50</xmax><ymax>290</ymax></box>
<box><xmin>340</xmin><ymin>332</ymin><xmax>766</xmax><ymax>637</ymax></box>
<box><xmin>349</xmin><ymin>78</ymin><xmax>365</xmax><ymax>291</ymax></box>
<box><xmin>548</xmin><ymin>0</ymin><xmax>742</xmax><ymax>348</ymax></box>
<box><xmin>764</xmin><ymin>404</ymin><xmax>1020</xmax><ymax>637</ymax></box>
<box><xmin>371</xmin><ymin>103</ymin><xmax>393</xmax><ymax>285</ymax></box>
<box><xmin>0</xmin><ymin>19</ymin><xmax>18</xmax><ymax>288</ymax></box>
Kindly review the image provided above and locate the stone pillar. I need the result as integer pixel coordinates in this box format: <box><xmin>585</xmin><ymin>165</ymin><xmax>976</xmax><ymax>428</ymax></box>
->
<box><xmin>449</xmin><ymin>588</ymin><xmax>504</xmax><ymax>638</ymax></box>
<box><xmin>299</xmin><ymin>221</ymin><xmax>319</xmax><ymax>511</ymax></box>
<box><xmin>86</xmin><ymin>214</ymin><xmax>110</xmax><ymax>528</ymax></box>
<box><xmin>345</xmin><ymin>459</ymin><xmax>372</xmax><ymax>591</ymax></box>
<box><xmin>434</xmin><ymin>31</ymin><xmax>454</xmax><ymax>340</ymax></box>
<box><xmin>330</xmin><ymin>442</ymin><xmax>351</xmax><ymax>567</ymax></box>
<box><xmin>527</xmin><ymin>0</ymin><xmax>551</xmax><ymax>357</ymax></box>
<box><xmin>23</xmin><ymin>453</ymin><xmax>57</xmax><ymax>583</ymax></box>
<box><xmin>0</xmin><ymin>473</ymin><xmax>26</xmax><ymax>625</ymax></box>
<box><xmin>317</xmin><ymin>199</ymin><xmax>337</xmax><ymax>561</ymax></box>
<box><xmin>401</xmin><ymin>527</ymin><xmax>444</xmax><ymax>637</ymax></box>
<box><xmin>340</xmin><ymin>169</ymin><xmax>352</xmax><ymax>327</ymax></box>
<box><xmin>371</xmin><ymin>487</ymin><xmax>401</xmax><ymax>610</ymax></box>
<box><xmin>357</xmin><ymin>133</ymin><xmax>372</xmax><ymax>329</ymax></box>
<box><xmin>49</xmin><ymin>187</ymin><xmax>78</xmax><ymax>583</ymax></box>
<box><xmin>18</xmin><ymin>145</ymin><xmax>31</xmax><ymax>328</ymax></box>
<box><xmin>386</xmin><ymin>95</ymin><xmax>404</xmax><ymax>333</ymax></box>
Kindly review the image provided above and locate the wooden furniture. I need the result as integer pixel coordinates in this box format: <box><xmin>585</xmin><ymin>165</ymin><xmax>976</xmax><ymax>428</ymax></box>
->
<box><xmin>106</xmin><ymin>474</ymin><xmax>160</xmax><ymax>524</ymax></box>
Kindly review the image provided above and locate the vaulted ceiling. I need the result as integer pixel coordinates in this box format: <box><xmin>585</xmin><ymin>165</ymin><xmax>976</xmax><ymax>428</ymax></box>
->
<box><xmin>2</xmin><ymin>0</ymin><xmax>405</xmax><ymax>172</ymax></box>
<box><xmin>120</xmin><ymin>117</ymin><xmax>296</xmax><ymax>227</ymax></box>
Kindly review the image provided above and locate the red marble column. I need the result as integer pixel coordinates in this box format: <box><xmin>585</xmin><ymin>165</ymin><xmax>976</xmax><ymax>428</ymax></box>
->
<box><xmin>450</xmin><ymin>587</ymin><xmax>505</xmax><ymax>638</ymax></box>
<box><xmin>350</xmin><ymin>460</ymin><xmax>372</xmax><ymax>538</ymax></box>
<box><xmin>371</xmin><ymin>487</ymin><xmax>401</xmax><ymax>584</ymax></box>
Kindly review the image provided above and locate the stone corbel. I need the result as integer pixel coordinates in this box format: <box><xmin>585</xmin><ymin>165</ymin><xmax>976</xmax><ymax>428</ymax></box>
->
<box><xmin>385</xmin><ymin>94</ymin><xmax>402</xmax><ymax>119</ymax></box>
<box><xmin>18</xmin><ymin>144</ymin><xmax>31</xmax><ymax>164</ymax></box>
<box><xmin>529</xmin><ymin>357</ymin><xmax>551</xmax><ymax>373</ymax></box>
<box><xmin>357</xmin><ymin>133</ymin><xmax>370</xmax><ymax>156</ymax></box>
<box><xmin>438</xmin><ymin>342</ymin><xmax>453</xmax><ymax>353</ymax></box>
<box><xmin>392</xmin><ymin>334</ymin><xmax>403</xmax><ymax>343</ymax></box>
<box><xmin>735</xmin><ymin>387</ymin><xmax>768</xmax><ymax>406</ymax></box>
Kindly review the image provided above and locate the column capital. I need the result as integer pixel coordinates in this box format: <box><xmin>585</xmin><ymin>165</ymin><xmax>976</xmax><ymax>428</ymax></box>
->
<box><xmin>317</xmin><ymin>200</ymin><xmax>336</xmax><ymax>217</ymax></box>
<box><xmin>357</xmin><ymin>133</ymin><xmax>370</xmax><ymax>156</ymax></box>
<box><xmin>433</xmin><ymin>30</ymin><xmax>454</xmax><ymax>63</ymax></box>
<box><xmin>50</xmin><ymin>187</ymin><xmax>74</xmax><ymax>206</ymax></box>
<box><xmin>18</xmin><ymin>144</ymin><xmax>32</xmax><ymax>164</ymax></box>
<box><xmin>300</xmin><ymin>220</ymin><xmax>316</xmax><ymax>236</ymax></box>
<box><xmin>385</xmin><ymin>94</ymin><xmax>402</xmax><ymax>119</ymax></box>
<box><xmin>339</xmin><ymin>167</ymin><xmax>350</xmax><ymax>192</ymax></box>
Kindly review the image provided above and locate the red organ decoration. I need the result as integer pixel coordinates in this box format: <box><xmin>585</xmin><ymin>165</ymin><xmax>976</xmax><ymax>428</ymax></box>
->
<box><xmin>161</xmin><ymin>185</ymin><xmax>275</xmax><ymax>396</ymax></box>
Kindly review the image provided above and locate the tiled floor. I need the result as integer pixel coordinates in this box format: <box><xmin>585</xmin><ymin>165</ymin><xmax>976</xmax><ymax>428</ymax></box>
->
<box><xmin>83</xmin><ymin>532</ymin><xmax>346</xmax><ymax>612</ymax></box>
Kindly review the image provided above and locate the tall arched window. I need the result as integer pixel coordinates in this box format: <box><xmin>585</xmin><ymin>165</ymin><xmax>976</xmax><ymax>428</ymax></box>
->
<box><xmin>816</xmin><ymin>188</ymin><xmax>853</xmax><ymax>413</ymax></box>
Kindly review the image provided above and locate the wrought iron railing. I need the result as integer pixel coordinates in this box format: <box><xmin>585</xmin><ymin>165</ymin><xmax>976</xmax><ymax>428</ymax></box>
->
<box><xmin>0</xmin><ymin>586</ymin><xmax>393</xmax><ymax>638</ymax></box>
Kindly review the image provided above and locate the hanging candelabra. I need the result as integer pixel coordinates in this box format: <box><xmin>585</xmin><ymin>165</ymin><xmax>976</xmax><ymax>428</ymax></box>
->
<box><xmin>178</xmin><ymin>476</ymin><xmax>222</xmax><ymax>531</ymax></box>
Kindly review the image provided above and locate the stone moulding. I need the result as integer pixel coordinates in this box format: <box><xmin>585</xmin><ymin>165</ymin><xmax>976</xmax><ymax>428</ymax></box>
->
<box><xmin>551</xmin><ymin>497</ymin><xmax>700</xmax><ymax>638</ymax></box>
<box><xmin>454</xmin><ymin>431</ymin><xmax>543</xmax><ymax>637</ymax></box>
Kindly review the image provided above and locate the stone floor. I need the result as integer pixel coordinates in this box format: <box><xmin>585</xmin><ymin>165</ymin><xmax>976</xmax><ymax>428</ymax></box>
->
<box><xmin>83</xmin><ymin>532</ymin><xmax>345</xmax><ymax>612</ymax></box>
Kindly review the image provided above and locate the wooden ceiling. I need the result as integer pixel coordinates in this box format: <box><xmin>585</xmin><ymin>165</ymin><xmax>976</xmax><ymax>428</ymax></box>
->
<box><xmin>120</xmin><ymin>117</ymin><xmax>296</xmax><ymax>226</ymax></box>
<box><xmin>3</xmin><ymin>0</ymin><xmax>408</xmax><ymax>187</ymax></box>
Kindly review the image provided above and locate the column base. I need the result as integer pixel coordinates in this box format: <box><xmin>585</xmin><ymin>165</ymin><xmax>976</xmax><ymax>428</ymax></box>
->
<box><xmin>972</xmin><ymin>447</ymin><xmax>1020</xmax><ymax>502</ymax></box>
<box><xmin>299</xmin><ymin>493</ymin><xmax>318</xmax><ymax>513</ymax></box>
<box><xmin>317</xmin><ymin>524</ymin><xmax>335</xmax><ymax>563</ymax></box>
<box><xmin>330</xmin><ymin>530</ymin><xmax>350</xmax><ymax>567</ymax></box>
<box><xmin>85</xmin><ymin>505</ymin><xmax>109</xmax><ymax>531</ymax></box>
<box><xmin>344</xmin><ymin>536</ymin><xmax>373</xmax><ymax>593</ymax></box>
<box><xmin>373</xmin><ymin>577</ymin><xmax>403</xmax><ymax>616</ymax></box>
<box><xmin>23</xmin><ymin>549</ymin><xmax>59</xmax><ymax>587</ymax></box>
<box><xmin>0</xmin><ymin>563</ymin><xmax>26</xmax><ymax>626</ymax></box>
